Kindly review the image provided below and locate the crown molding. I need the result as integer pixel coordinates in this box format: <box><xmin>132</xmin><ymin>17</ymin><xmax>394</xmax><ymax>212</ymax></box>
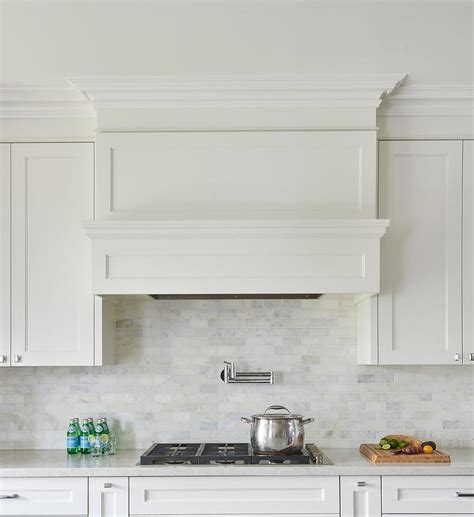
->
<box><xmin>0</xmin><ymin>84</ymin><xmax>95</xmax><ymax>119</ymax></box>
<box><xmin>68</xmin><ymin>74</ymin><xmax>407</xmax><ymax>109</ymax></box>
<box><xmin>3</xmin><ymin>78</ymin><xmax>472</xmax><ymax>122</ymax></box>
<box><xmin>378</xmin><ymin>84</ymin><xmax>474</xmax><ymax>116</ymax></box>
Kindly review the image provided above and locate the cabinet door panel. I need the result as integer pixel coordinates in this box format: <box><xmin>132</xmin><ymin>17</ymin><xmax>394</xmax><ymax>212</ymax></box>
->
<box><xmin>130</xmin><ymin>476</ymin><xmax>339</xmax><ymax>515</ymax></box>
<box><xmin>0</xmin><ymin>144</ymin><xmax>10</xmax><ymax>366</ymax></box>
<box><xmin>89</xmin><ymin>477</ymin><xmax>129</xmax><ymax>517</ymax></box>
<box><xmin>378</xmin><ymin>141</ymin><xmax>463</xmax><ymax>364</ymax></box>
<box><xmin>382</xmin><ymin>475</ymin><xmax>474</xmax><ymax>514</ymax></box>
<box><xmin>0</xmin><ymin>476</ymin><xmax>88</xmax><ymax>515</ymax></box>
<box><xmin>11</xmin><ymin>143</ymin><xmax>95</xmax><ymax>366</ymax></box>
<box><xmin>463</xmin><ymin>141</ymin><xmax>474</xmax><ymax>364</ymax></box>
<box><xmin>97</xmin><ymin>130</ymin><xmax>377</xmax><ymax>220</ymax></box>
<box><xmin>341</xmin><ymin>476</ymin><xmax>381</xmax><ymax>517</ymax></box>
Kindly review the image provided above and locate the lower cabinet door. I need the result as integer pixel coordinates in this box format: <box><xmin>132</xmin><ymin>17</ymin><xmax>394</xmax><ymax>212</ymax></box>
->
<box><xmin>341</xmin><ymin>476</ymin><xmax>381</xmax><ymax>517</ymax></box>
<box><xmin>0</xmin><ymin>476</ymin><xmax>88</xmax><ymax>515</ymax></box>
<box><xmin>129</xmin><ymin>476</ymin><xmax>339</xmax><ymax>515</ymax></box>
<box><xmin>89</xmin><ymin>477</ymin><xmax>129</xmax><ymax>517</ymax></box>
<box><xmin>382</xmin><ymin>476</ymin><xmax>474</xmax><ymax>514</ymax></box>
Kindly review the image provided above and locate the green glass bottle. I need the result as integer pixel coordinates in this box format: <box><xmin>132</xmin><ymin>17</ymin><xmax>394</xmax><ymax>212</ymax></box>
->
<box><xmin>100</xmin><ymin>417</ymin><xmax>110</xmax><ymax>435</ymax></box>
<box><xmin>66</xmin><ymin>418</ymin><xmax>79</xmax><ymax>454</ymax></box>
<box><xmin>73</xmin><ymin>417</ymin><xmax>81</xmax><ymax>436</ymax></box>
<box><xmin>97</xmin><ymin>418</ymin><xmax>110</xmax><ymax>453</ymax></box>
<box><xmin>87</xmin><ymin>417</ymin><xmax>95</xmax><ymax>435</ymax></box>
<box><xmin>80</xmin><ymin>419</ymin><xmax>91</xmax><ymax>454</ymax></box>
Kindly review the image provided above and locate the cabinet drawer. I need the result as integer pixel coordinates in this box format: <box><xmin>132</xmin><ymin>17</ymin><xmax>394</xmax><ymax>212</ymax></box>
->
<box><xmin>0</xmin><ymin>477</ymin><xmax>88</xmax><ymax>515</ymax></box>
<box><xmin>382</xmin><ymin>476</ymin><xmax>474</xmax><ymax>514</ymax></box>
<box><xmin>130</xmin><ymin>476</ymin><xmax>339</xmax><ymax>515</ymax></box>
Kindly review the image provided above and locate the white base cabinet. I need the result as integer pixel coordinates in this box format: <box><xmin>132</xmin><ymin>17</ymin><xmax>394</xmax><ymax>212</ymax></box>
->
<box><xmin>89</xmin><ymin>477</ymin><xmax>129</xmax><ymax>517</ymax></box>
<box><xmin>1</xmin><ymin>474</ymin><xmax>473</xmax><ymax>516</ymax></box>
<box><xmin>0</xmin><ymin>477</ymin><xmax>88</xmax><ymax>516</ymax></box>
<box><xmin>341</xmin><ymin>476</ymin><xmax>381</xmax><ymax>517</ymax></box>
<box><xmin>382</xmin><ymin>476</ymin><xmax>474</xmax><ymax>514</ymax></box>
<box><xmin>129</xmin><ymin>476</ymin><xmax>339</xmax><ymax>515</ymax></box>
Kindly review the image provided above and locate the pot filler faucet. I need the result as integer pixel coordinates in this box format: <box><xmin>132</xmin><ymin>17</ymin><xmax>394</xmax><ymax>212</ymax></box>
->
<box><xmin>221</xmin><ymin>361</ymin><xmax>274</xmax><ymax>384</ymax></box>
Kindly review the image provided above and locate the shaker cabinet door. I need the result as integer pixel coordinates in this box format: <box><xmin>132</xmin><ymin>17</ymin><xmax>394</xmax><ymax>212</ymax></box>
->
<box><xmin>340</xmin><ymin>476</ymin><xmax>381</xmax><ymax>517</ymax></box>
<box><xmin>89</xmin><ymin>477</ymin><xmax>129</xmax><ymax>517</ymax></box>
<box><xmin>0</xmin><ymin>144</ymin><xmax>11</xmax><ymax>366</ymax></box>
<box><xmin>10</xmin><ymin>143</ymin><xmax>95</xmax><ymax>366</ymax></box>
<box><xmin>378</xmin><ymin>141</ymin><xmax>463</xmax><ymax>364</ymax></box>
<box><xmin>463</xmin><ymin>141</ymin><xmax>474</xmax><ymax>365</ymax></box>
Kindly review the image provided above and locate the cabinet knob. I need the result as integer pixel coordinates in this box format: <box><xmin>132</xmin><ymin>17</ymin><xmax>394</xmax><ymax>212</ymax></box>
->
<box><xmin>0</xmin><ymin>355</ymin><xmax>6</xmax><ymax>363</ymax></box>
<box><xmin>357</xmin><ymin>481</ymin><xmax>366</xmax><ymax>487</ymax></box>
<box><xmin>13</xmin><ymin>355</ymin><xmax>21</xmax><ymax>363</ymax></box>
<box><xmin>103</xmin><ymin>482</ymin><xmax>112</xmax><ymax>489</ymax></box>
<box><xmin>454</xmin><ymin>353</ymin><xmax>461</xmax><ymax>362</ymax></box>
<box><xmin>469</xmin><ymin>353</ymin><xmax>474</xmax><ymax>362</ymax></box>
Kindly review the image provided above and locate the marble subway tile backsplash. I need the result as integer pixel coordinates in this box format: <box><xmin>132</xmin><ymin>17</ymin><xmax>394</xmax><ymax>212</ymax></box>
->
<box><xmin>0</xmin><ymin>294</ymin><xmax>473</xmax><ymax>450</ymax></box>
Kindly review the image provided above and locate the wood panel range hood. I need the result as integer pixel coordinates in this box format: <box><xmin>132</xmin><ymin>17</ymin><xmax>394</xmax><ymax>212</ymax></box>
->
<box><xmin>75</xmin><ymin>75</ymin><xmax>405</xmax><ymax>296</ymax></box>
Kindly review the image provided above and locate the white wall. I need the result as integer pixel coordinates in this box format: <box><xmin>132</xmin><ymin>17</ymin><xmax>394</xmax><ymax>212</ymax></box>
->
<box><xmin>0</xmin><ymin>0</ymin><xmax>472</xmax><ymax>85</ymax></box>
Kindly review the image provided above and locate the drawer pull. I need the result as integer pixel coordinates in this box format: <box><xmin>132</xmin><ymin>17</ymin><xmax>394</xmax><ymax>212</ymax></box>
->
<box><xmin>455</xmin><ymin>491</ymin><xmax>474</xmax><ymax>497</ymax></box>
<box><xmin>0</xmin><ymin>494</ymin><xmax>19</xmax><ymax>499</ymax></box>
<box><xmin>357</xmin><ymin>481</ymin><xmax>366</xmax><ymax>487</ymax></box>
<box><xmin>104</xmin><ymin>482</ymin><xmax>112</xmax><ymax>488</ymax></box>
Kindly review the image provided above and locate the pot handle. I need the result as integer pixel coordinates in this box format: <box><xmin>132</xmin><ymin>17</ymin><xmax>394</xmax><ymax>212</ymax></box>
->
<box><xmin>264</xmin><ymin>405</ymin><xmax>291</xmax><ymax>415</ymax></box>
<box><xmin>241</xmin><ymin>417</ymin><xmax>252</xmax><ymax>424</ymax></box>
<box><xmin>301</xmin><ymin>417</ymin><xmax>314</xmax><ymax>426</ymax></box>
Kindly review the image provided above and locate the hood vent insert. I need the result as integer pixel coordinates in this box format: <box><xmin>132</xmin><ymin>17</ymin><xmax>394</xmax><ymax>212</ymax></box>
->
<box><xmin>149</xmin><ymin>294</ymin><xmax>322</xmax><ymax>301</ymax></box>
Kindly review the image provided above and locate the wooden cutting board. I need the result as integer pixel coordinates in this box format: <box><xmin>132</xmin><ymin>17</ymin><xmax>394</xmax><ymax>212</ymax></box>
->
<box><xmin>360</xmin><ymin>443</ymin><xmax>451</xmax><ymax>463</ymax></box>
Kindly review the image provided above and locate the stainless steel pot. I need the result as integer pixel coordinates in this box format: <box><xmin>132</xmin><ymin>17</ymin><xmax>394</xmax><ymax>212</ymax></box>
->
<box><xmin>241</xmin><ymin>405</ymin><xmax>314</xmax><ymax>454</ymax></box>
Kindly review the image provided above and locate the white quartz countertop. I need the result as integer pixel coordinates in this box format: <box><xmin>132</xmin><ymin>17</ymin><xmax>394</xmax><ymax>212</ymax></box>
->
<box><xmin>0</xmin><ymin>449</ymin><xmax>473</xmax><ymax>477</ymax></box>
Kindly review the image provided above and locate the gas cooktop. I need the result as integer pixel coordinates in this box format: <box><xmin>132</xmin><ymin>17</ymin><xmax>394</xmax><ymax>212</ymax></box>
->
<box><xmin>139</xmin><ymin>443</ymin><xmax>332</xmax><ymax>465</ymax></box>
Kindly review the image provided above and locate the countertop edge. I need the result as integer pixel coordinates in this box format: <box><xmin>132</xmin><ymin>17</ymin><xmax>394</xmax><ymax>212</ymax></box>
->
<box><xmin>0</xmin><ymin>449</ymin><xmax>473</xmax><ymax>477</ymax></box>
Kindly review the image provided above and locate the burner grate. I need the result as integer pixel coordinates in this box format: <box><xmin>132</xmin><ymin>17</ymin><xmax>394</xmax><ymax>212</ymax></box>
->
<box><xmin>200</xmin><ymin>443</ymin><xmax>252</xmax><ymax>464</ymax></box>
<box><xmin>140</xmin><ymin>443</ymin><xmax>202</xmax><ymax>465</ymax></box>
<box><xmin>201</xmin><ymin>443</ymin><xmax>251</xmax><ymax>456</ymax></box>
<box><xmin>251</xmin><ymin>447</ymin><xmax>312</xmax><ymax>465</ymax></box>
<box><xmin>139</xmin><ymin>442</ymin><xmax>332</xmax><ymax>466</ymax></box>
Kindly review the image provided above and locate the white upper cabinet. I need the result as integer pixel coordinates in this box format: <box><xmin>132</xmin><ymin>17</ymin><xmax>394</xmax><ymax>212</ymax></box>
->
<box><xmin>0</xmin><ymin>144</ymin><xmax>11</xmax><ymax>366</ymax></box>
<box><xmin>10</xmin><ymin>143</ymin><xmax>96</xmax><ymax>366</ymax></box>
<box><xmin>464</xmin><ymin>141</ymin><xmax>474</xmax><ymax>365</ymax></box>
<box><xmin>378</xmin><ymin>141</ymin><xmax>463</xmax><ymax>364</ymax></box>
<box><xmin>96</xmin><ymin>130</ymin><xmax>377</xmax><ymax>220</ymax></box>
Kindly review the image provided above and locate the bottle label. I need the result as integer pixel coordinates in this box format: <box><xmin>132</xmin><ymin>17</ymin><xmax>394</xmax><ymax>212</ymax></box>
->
<box><xmin>80</xmin><ymin>435</ymin><xmax>90</xmax><ymax>449</ymax></box>
<box><xmin>67</xmin><ymin>436</ymin><xmax>79</xmax><ymax>448</ymax></box>
<box><xmin>96</xmin><ymin>424</ymin><xmax>103</xmax><ymax>434</ymax></box>
<box><xmin>68</xmin><ymin>425</ymin><xmax>76</xmax><ymax>433</ymax></box>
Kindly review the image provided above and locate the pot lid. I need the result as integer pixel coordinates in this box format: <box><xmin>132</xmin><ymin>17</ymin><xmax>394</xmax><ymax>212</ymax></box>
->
<box><xmin>251</xmin><ymin>405</ymin><xmax>303</xmax><ymax>420</ymax></box>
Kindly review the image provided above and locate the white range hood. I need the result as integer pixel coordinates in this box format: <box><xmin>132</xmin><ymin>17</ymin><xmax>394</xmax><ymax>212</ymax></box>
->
<box><xmin>75</xmin><ymin>75</ymin><xmax>404</xmax><ymax>296</ymax></box>
<box><xmin>84</xmin><ymin>219</ymin><xmax>389</xmax><ymax>295</ymax></box>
